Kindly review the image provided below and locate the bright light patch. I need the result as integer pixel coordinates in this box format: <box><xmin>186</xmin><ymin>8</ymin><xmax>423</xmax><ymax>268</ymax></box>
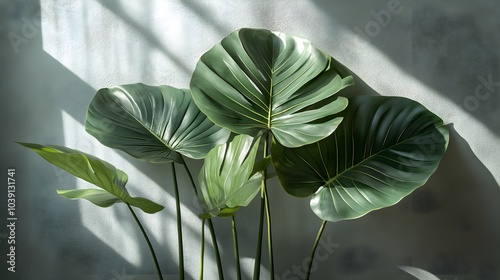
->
<box><xmin>40</xmin><ymin>0</ymin><xmax>193</xmax><ymax>88</ymax></box>
<box><xmin>60</xmin><ymin>109</ymin><xmax>203</xmax><ymax>273</ymax></box>
<box><xmin>62</xmin><ymin>109</ymin><xmax>142</xmax><ymax>266</ymax></box>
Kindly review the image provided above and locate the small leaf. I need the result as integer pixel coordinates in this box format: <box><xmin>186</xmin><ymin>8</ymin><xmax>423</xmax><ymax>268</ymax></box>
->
<box><xmin>18</xmin><ymin>143</ymin><xmax>164</xmax><ymax>214</ymax></box>
<box><xmin>123</xmin><ymin>197</ymin><xmax>165</xmax><ymax>214</ymax></box>
<box><xmin>57</xmin><ymin>189</ymin><xmax>121</xmax><ymax>207</ymax></box>
<box><xmin>18</xmin><ymin>142</ymin><xmax>128</xmax><ymax>193</ymax></box>
<box><xmin>251</xmin><ymin>155</ymin><xmax>272</xmax><ymax>176</ymax></box>
<box><xmin>198</xmin><ymin>134</ymin><xmax>262</xmax><ymax>218</ymax></box>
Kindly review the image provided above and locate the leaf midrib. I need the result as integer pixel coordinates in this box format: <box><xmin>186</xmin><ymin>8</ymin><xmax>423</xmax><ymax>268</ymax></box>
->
<box><xmin>267</xmin><ymin>36</ymin><xmax>276</xmax><ymax>130</ymax></box>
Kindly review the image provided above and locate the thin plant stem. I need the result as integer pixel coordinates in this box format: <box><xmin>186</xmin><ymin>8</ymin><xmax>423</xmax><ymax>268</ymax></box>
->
<box><xmin>170</xmin><ymin>162</ymin><xmax>184</xmax><ymax>280</ymax></box>
<box><xmin>264</xmin><ymin>183</ymin><xmax>274</xmax><ymax>280</ymax></box>
<box><xmin>199</xmin><ymin>219</ymin><xmax>205</xmax><ymax>280</ymax></box>
<box><xmin>126</xmin><ymin>203</ymin><xmax>163</xmax><ymax>280</ymax></box>
<box><xmin>180</xmin><ymin>158</ymin><xmax>224</xmax><ymax>280</ymax></box>
<box><xmin>208</xmin><ymin>218</ymin><xmax>225</xmax><ymax>280</ymax></box>
<box><xmin>305</xmin><ymin>220</ymin><xmax>328</xmax><ymax>280</ymax></box>
<box><xmin>253</xmin><ymin>187</ymin><xmax>265</xmax><ymax>280</ymax></box>
<box><xmin>253</xmin><ymin>132</ymin><xmax>273</xmax><ymax>280</ymax></box>
<box><xmin>232</xmin><ymin>216</ymin><xmax>242</xmax><ymax>280</ymax></box>
<box><xmin>180</xmin><ymin>157</ymin><xmax>198</xmax><ymax>196</ymax></box>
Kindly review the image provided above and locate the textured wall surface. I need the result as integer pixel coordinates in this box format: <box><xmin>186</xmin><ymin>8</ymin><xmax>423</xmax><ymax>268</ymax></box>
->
<box><xmin>1</xmin><ymin>0</ymin><xmax>499</xmax><ymax>279</ymax></box>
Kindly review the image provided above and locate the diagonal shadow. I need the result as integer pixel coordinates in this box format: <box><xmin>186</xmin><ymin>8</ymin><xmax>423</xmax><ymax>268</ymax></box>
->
<box><xmin>0</xmin><ymin>2</ymin><xmax>161</xmax><ymax>280</ymax></box>
<box><xmin>265</xmin><ymin>124</ymin><xmax>500</xmax><ymax>279</ymax></box>
<box><xmin>1</xmin><ymin>1</ymin><xmax>207</xmax><ymax>279</ymax></box>
<box><xmin>95</xmin><ymin>0</ymin><xmax>192</xmax><ymax>77</ymax></box>
<box><xmin>310</xmin><ymin>0</ymin><xmax>500</xmax><ymax>136</ymax></box>
<box><xmin>4</xmin><ymin>1</ymin><xmax>499</xmax><ymax>279</ymax></box>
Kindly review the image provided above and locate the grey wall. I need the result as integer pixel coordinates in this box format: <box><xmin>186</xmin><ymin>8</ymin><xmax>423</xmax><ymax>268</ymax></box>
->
<box><xmin>1</xmin><ymin>0</ymin><xmax>499</xmax><ymax>279</ymax></box>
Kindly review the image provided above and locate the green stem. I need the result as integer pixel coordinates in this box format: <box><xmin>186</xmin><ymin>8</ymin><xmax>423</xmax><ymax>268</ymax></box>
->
<box><xmin>232</xmin><ymin>216</ymin><xmax>242</xmax><ymax>280</ymax></box>
<box><xmin>199</xmin><ymin>219</ymin><xmax>205</xmax><ymax>280</ymax></box>
<box><xmin>180</xmin><ymin>159</ymin><xmax>224</xmax><ymax>280</ymax></box>
<box><xmin>305</xmin><ymin>220</ymin><xmax>328</xmax><ymax>280</ymax></box>
<box><xmin>180</xmin><ymin>157</ymin><xmax>198</xmax><ymax>196</ymax></box>
<box><xmin>170</xmin><ymin>162</ymin><xmax>184</xmax><ymax>280</ymax></box>
<box><xmin>253</xmin><ymin>187</ymin><xmax>265</xmax><ymax>280</ymax></box>
<box><xmin>253</xmin><ymin>133</ymin><xmax>273</xmax><ymax>280</ymax></box>
<box><xmin>126</xmin><ymin>204</ymin><xmax>163</xmax><ymax>280</ymax></box>
<box><xmin>208</xmin><ymin>218</ymin><xmax>225</xmax><ymax>280</ymax></box>
<box><xmin>264</xmin><ymin>183</ymin><xmax>274</xmax><ymax>280</ymax></box>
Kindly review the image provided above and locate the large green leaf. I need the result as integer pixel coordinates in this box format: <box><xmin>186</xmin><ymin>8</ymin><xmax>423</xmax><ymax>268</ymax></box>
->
<box><xmin>272</xmin><ymin>96</ymin><xmax>449</xmax><ymax>222</ymax></box>
<box><xmin>190</xmin><ymin>28</ymin><xmax>354</xmax><ymax>148</ymax></box>
<box><xmin>18</xmin><ymin>143</ymin><xmax>164</xmax><ymax>214</ymax></box>
<box><xmin>197</xmin><ymin>134</ymin><xmax>263</xmax><ymax>218</ymax></box>
<box><xmin>85</xmin><ymin>83</ymin><xmax>231</xmax><ymax>163</ymax></box>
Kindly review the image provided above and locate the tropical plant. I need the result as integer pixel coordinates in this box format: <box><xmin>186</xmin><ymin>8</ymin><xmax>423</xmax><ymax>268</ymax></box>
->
<box><xmin>19</xmin><ymin>28</ymin><xmax>449</xmax><ymax>280</ymax></box>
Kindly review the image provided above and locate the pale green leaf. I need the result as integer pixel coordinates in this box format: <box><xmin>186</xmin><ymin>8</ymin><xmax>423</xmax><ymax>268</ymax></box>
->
<box><xmin>57</xmin><ymin>189</ymin><xmax>121</xmax><ymax>207</ymax></box>
<box><xmin>19</xmin><ymin>143</ymin><xmax>164</xmax><ymax>214</ymax></box>
<box><xmin>197</xmin><ymin>134</ymin><xmax>262</xmax><ymax>218</ymax></box>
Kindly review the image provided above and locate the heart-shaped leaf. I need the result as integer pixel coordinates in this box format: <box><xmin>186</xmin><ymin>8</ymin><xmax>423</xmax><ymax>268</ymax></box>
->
<box><xmin>272</xmin><ymin>96</ymin><xmax>449</xmax><ymax>222</ymax></box>
<box><xmin>190</xmin><ymin>28</ymin><xmax>354</xmax><ymax>148</ymax></box>
<box><xmin>18</xmin><ymin>143</ymin><xmax>164</xmax><ymax>214</ymax></box>
<box><xmin>85</xmin><ymin>83</ymin><xmax>231</xmax><ymax>163</ymax></box>
<box><xmin>197</xmin><ymin>134</ymin><xmax>263</xmax><ymax>218</ymax></box>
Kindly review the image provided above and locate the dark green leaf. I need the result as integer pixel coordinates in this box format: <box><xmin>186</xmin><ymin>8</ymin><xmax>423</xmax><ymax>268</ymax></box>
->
<box><xmin>251</xmin><ymin>156</ymin><xmax>272</xmax><ymax>176</ymax></box>
<box><xmin>190</xmin><ymin>28</ymin><xmax>353</xmax><ymax>148</ymax></box>
<box><xmin>272</xmin><ymin>96</ymin><xmax>449</xmax><ymax>222</ymax></box>
<box><xmin>85</xmin><ymin>83</ymin><xmax>230</xmax><ymax>163</ymax></box>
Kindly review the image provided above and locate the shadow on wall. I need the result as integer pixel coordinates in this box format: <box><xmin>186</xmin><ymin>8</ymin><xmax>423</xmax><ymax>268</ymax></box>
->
<box><xmin>267</xmin><ymin>126</ymin><xmax>500</xmax><ymax>279</ymax></box>
<box><xmin>403</xmin><ymin>126</ymin><xmax>500</xmax><ymax>279</ymax></box>
<box><xmin>411</xmin><ymin>3</ymin><xmax>500</xmax><ymax>136</ymax></box>
<box><xmin>3</xmin><ymin>0</ymin><xmax>500</xmax><ymax>279</ymax></box>
<box><xmin>95</xmin><ymin>0</ymin><xmax>193</xmax><ymax>77</ymax></box>
<box><xmin>262</xmin><ymin>79</ymin><xmax>500</xmax><ymax>279</ymax></box>
<box><xmin>311</xmin><ymin>0</ymin><xmax>500</xmax><ymax>136</ymax></box>
<box><xmin>1</xmin><ymin>1</ymin><xmax>186</xmax><ymax>279</ymax></box>
<box><xmin>7</xmin><ymin>48</ymin><xmax>206</xmax><ymax>280</ymax></box>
